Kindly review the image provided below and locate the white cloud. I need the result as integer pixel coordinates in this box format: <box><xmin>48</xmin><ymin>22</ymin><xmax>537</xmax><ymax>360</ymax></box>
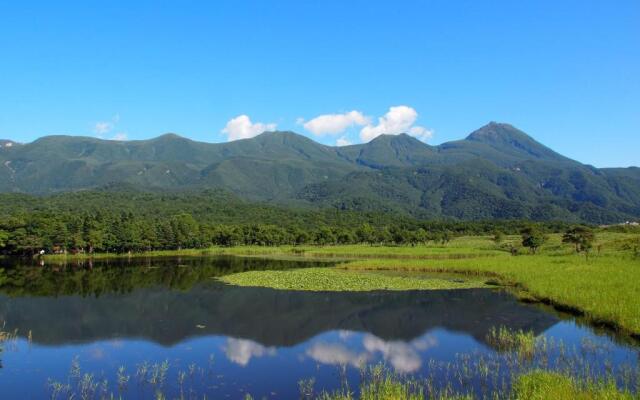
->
<box><xmin>336</xmin><ymin>136</ymin><xmax>352</xmax><ymax>146</ymax></box>
<box><xmin>223</xmin><ymin>338</ymin><xmax>275</xmax><ymax>366</ymax></box>
<box><xmin>222</xmin><ymin>115</ymin><xmax>277</xmax><ymax>141</ymax></box>
<box><xmin>94</xmin><ymin>121</ymin><xmax>113</xmax><ymax>136</ymax></box>
<box><xmin>303</xmin><ymin>111</ymin><xmax>369</xmax><ymax>136</ymax></box>
<box><xmin>408</xmin><ymin>126</ymin><xmax>434</xmax><ymax>141</ymax></box>
<box><xmin>359</xmin><ymin>106</ymin><xmax>433</xmax><ymax>142</ymax></box>
<box><xmin>94</xmin><ymin>114</ymin><xmax>122</xmax><ymax>138</ymax></box>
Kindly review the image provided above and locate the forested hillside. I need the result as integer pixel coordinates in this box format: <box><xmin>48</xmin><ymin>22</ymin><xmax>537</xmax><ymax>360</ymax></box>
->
<box><xmin>0</xmin><ymin>189</ymin><xmax>573</xmax><ymax>255</ymax></box>
<box><xmin>1</xmin><ymin>122</ymin><xmax>639</xmax><ymax>223</ymax></box>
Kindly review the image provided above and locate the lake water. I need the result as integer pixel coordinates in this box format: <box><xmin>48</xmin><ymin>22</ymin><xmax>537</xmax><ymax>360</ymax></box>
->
<box><xmin>0</xmin><ymin>256</ymin><xmax>638</xmax><ymax>399</ymax></box>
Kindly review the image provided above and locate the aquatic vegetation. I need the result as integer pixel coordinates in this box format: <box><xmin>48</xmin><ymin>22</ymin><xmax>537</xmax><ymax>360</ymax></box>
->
<box><xmin>486</xmin><ymin>326</ymin><xmax>537</xmax><ymax>360</ymax></box>
<box><xmin>0</xmin><ymin>324</ymin><xmax>17</xmax><ymax>344</ymax></box>
<box><xmin>315</xmin><ymin>368</ymin><xmax>639</xmax><ymax>400</ymax></box>
<box><xmin>0</xmin><ymin>323</ymin><xmax>18</xmax><ymax>366</ymax></box>
<box><xmin>219</xmin><ymin>267</ymin><xmax>488</xmax><ymax>291</ymax></box>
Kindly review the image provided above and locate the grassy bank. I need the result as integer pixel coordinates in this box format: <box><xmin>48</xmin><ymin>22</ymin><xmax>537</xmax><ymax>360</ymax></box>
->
<box><xmin>342</xmin><ymin>254</ymin><xmax>640</xmax><ymax>337</ymax></box>
<box><xmin>218</xmin><ymin>232</ymin><xmax>640</xmax><ymax>337</ymax></box>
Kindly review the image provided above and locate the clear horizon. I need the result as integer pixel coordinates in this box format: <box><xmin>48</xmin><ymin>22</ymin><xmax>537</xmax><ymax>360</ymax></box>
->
<box><xmin>1</xmin><ymin>1</ymin><xmax>638</xmax><ymax>168</ymax></box>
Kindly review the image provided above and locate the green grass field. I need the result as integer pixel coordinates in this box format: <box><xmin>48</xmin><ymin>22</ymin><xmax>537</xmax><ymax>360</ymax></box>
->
<box><xmin>217</xmin><ymin>232</ymin><xmax>640</xmax><ymax>338</ymax></box>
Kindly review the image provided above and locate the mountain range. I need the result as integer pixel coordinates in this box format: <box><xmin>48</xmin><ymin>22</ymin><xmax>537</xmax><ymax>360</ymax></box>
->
<box><xmin>1</xmin><ymin>122</ymin><xmax>639</xmax><ymax>223</ymax></box>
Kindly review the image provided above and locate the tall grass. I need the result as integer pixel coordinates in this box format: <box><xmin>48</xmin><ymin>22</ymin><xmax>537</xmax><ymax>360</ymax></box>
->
<box><xmin>486</xmin><ymin>326</ymin><xmax>536</xmax><ymax>360</ymax></box>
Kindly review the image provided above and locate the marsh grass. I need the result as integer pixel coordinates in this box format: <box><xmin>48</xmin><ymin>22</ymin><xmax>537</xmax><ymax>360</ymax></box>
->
<box><xmin>486</xmin><ymin>327</ymin><xmax>536</xmax><ymax>360</ymax></box>
<box><xmin>0</xmin><ymin>325</ymin><xmax>17</xmax><ymax>343</ymax></box>
<box><xmin>314</xmin><ymin>368</ymin><xmax>638</xmax><ymax>400</ymax></box>
<box><xmin>344</xmin><ymin>253</ymin><xmax>640</xmax><ymax>337</ymax></box>
<box><xmin>217</xmin><ymin>234</ymin><xmax>640</xmax><ymax>337</ymax></box>
<box><xmin>0</xmin><ymin>322</ymin><xmax>19</xmax><ymax>357</ymax></box>
<box><xmin>316</xmin><ymin>365</ymin><xmax>427</xmax><ymax>400</ymax></box>
<box><xmin>512</xmin><ymin>371</ymin><xmax>638</xmax><ymax>400</ymax></box>
<box><xmin>202</xmin><ymin>232</ymin><xmax>640</xmax><ymax>337</ymax></box>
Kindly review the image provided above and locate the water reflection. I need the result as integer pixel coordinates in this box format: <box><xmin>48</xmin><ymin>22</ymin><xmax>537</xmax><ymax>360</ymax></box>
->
<box><xmin>0</xmin><ymin>282</ymin><xmax>557</xmax><ymax>347</ymax></box>
<box><xmin>306</xmin><ymin>333</ymin><xmax>437</xmax><ymax>373</ymax></box>
<box><xmin>224</xmin><ymin>338</ymin><xmax>276</xmax><ymax>366</ymax></box>
<box><xmin>0</xmin><ymin>256</ymin><xmax>637</xmax><ymax>399</ymax></box>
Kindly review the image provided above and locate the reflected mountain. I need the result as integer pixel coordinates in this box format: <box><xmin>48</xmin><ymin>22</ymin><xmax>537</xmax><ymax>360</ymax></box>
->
<box><xmin>0</xmin><ymin>258</ymin><xmax>558</xmax><ymax>348</ymax></box>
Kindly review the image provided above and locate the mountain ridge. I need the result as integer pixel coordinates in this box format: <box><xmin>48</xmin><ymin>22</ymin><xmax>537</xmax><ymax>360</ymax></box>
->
<box><xmin>1</xmin><ymin>122</ymin><xmax>638</xmax><ymax>223</ymax></box>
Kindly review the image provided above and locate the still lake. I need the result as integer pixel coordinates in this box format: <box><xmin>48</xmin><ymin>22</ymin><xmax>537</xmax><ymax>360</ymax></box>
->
<box><xmin>0</xmin><ymin>256</ymin><xmax>638</xmax><ymax>399</ymax></box>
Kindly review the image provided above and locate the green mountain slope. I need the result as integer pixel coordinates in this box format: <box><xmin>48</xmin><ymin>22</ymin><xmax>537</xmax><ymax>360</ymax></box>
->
<box><xmin>1</xmin><ymin>123</ymin><xmax>638</xmax><ymax>223</ymax></box>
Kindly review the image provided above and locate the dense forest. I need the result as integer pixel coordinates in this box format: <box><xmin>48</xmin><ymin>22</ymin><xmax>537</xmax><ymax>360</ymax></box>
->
<box><xmin>0</xmin><ymin>189</ymin><xmax>574</xmax><ymax>255</ymax></box>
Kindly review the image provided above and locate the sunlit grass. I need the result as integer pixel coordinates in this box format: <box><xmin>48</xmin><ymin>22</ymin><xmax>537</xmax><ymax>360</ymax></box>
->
<box><xmin>344</xmin><ymin>253</ymin><xmax>640</xmax><ymax>336</ymax></box>
<box><xmin>512</xmin><ymin>371</ymin><xmax>637</xmax><ymax>400</ymax></box>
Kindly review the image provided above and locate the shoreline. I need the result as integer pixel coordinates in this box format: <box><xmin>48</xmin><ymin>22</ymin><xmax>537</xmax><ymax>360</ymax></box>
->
<box><xmin>27</xmin><ymin>234</ymin><xmax>640</xmax><ymax>340</ymax></box>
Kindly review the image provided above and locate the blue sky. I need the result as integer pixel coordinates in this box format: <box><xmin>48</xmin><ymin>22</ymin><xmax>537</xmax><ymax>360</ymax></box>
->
<box><xmin>0</xmin><ymin>1</ymin><xmax>638</xmax><ymax>167</ymax></box>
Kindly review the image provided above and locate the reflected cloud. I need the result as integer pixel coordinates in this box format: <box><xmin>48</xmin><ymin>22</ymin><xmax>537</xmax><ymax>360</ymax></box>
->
<box><xmin>88</xmin><ymin>346</ymin><xmax>106</xmax><ymax>360</ymax></box>
<box><xmin>362</xmin><ymin>334</ymin><xmax>438</xmax><ymax>373</ymax></box>
<box><xmin>307</xmin><ymin>333</ymin><xmax>438</xmax><ymax>373</ymax></box>
<box><xmin>338</xmin><ymin>330</ymin><xmax>355</xmax><ymax>341</ymax></box>
<box><xmin>224</xmin><ymin>338</ymin><xmax>276</xmax><ymax>366</ymax></box>
<box><xmin>306</xmin><ymin>342</ymin><xmax>369</xmax><ymax>368</ymax></box>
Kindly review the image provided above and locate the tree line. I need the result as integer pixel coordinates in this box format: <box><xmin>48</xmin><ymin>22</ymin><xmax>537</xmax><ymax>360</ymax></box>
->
<box><xmin>0</xmin><ymin>189</ymin><xmax>586</xmax><ymax>256</ymax></box>
<box><xmin>0</xmin><ymin>210</ymin><xmax>578</xmax><ymax>256</ymax></box>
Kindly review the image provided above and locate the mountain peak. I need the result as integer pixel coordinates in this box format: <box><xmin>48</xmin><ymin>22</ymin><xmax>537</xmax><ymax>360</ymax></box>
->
<box><xmin>464</xmin><ymin>122</ymin><xmax>567</xmax><ymax>162</ymax></box>
<box><xmin>253</xmin><ymin>130</ymin><xmax>327</xmax><ymax>147</ymax></box>
<box><xmin>255</xmin><ymin>130</ymin><xmax>304</xmax><ymax>139</ymax></box>
<box><xmin>370</xmin><ymin>132</ymin><xmax>408</xmax><ymax>140</ymax></box>
<box><xmin>153</xmin><ymin>133</ymin><xmax>188</xmax><ymax>141</ymax></box>
<box><xmin>465</xmin><ymin>122</ymin><xmax>529</xmax><ymax>142</ymax></box>
<box><xmin>368</xmin><ymin>133</ymin><xmax>427</xmax><ymax>145</ymax></box>
<box><xmin>343</xmin><ymin>133</ymin><xmax>436</xmax><ymax>168</ymax></box>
